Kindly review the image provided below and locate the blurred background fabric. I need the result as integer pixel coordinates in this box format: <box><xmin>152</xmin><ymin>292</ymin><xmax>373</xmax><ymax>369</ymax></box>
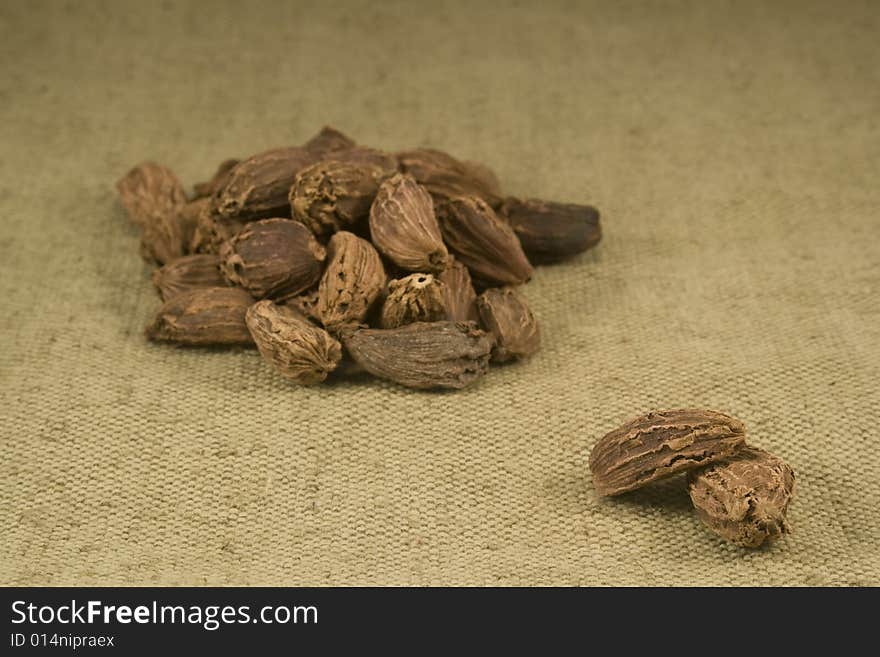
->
<box><xmin>1</xmin><ymin>0</ymin><xmax>878</xmax><ymax>586</ymax></box>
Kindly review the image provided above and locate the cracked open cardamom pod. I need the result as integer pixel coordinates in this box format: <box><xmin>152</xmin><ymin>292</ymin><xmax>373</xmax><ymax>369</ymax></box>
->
<box><xmin>369</xmin><ymin>173</ymin><xmax>448</xmax><ymax>273</ymax></box>
<box><xmin>290</xmin><ymin>160</ymin><xmax>389</xmax><ymax>237</ymax></box>
<box><xmin>476</xmin><ymin>287</ymin><xmax>540</xmax><ymax>362</ymax></box>
<box><xmin>246</xmin><ymin>300</ymin><xmax>342</xmax><ymax>384</ymax></box>
<box><xmin>151</xmin><ymin>254</ymin><xmax>226</xmax><ymax>301</ymax></box>
<box><xmin>499</xmin><ymin>197</ymin><xmax>601</xmax><ymax>264</ymax></box>
<box><xmin>438</xmin><ymin>256</ymin><xmax>479</xmax><ymax>323</ymax></box>
<box><xmin>342</xmin><ymin>321</ymin><xmax>493</xmax><ymax>390</ymax></box>
<box><xmin>219</xmin><ymin>218</ymin><xmax>326</xmax><ymax>299</ymax></box>
<box><xmin>380</xmin><ymin>273</ymin><xmax>447</xmax><ymax>328</ymax></box>
<box><xmin>316</xmin><ymin>231</ymin><xmax>386</xmax><ymax>332</ymax></box>
<box><xmin>438</xmin><ymin>196</ymin><xmax>533</xmax><ymax>285</ymax></box>
<box><xmin>397</xmin><ymin>148</ymin><xmax>502</xmax><ymax>208</ymax></box>
<box><xmin>145</xmin><ymin>287</ymin><xmax>254</xmax><ymax>346</ymax></box>
<box><xmin>688</xmin><ymin>446</ymin><xmax>795</xmax><ymax>548</ymax></box>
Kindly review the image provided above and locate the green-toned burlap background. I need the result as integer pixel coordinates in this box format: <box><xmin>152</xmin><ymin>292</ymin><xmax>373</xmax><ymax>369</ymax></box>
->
<box><xmin>1</xmin><ymin>0</ymin><xmax>878</xmax><ymax>586</ymax></box>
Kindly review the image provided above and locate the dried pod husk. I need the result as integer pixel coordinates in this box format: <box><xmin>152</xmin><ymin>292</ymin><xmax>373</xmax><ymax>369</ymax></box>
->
<box><xmin>190</xmin><ymin>202</ymin><xmax>245</xmax><ymax>254</ymax></box>
<box><xmin>317</xmin><ymin>231</ymin><xmax>386</xmax><ymax>332</ymax></box>
<box><xmin>193</xmin><ymin>158</ymin><xmax>240</xmax><ymax>199</ymax></box>
<box><xmin>438</xmin><ymin>196</ymin><xmax>533</xmax><ymax>285</ymax></box>
<box><xmin>397</xmin><ymin>148</ymin><xmax>503</xmax><ymax>207</ymax></box>
<box><xmin>589</xmin><ymin>409</ymin><xmax>747</xmax><ymax>497</ymax></box>
<box><xmin>304</xmin><ymin>125</ymin><xmax>357</xmax><ymax>154</ymax></box>
<box><xmin>438</xmin><ymin>256</ymin><xmax>479</xmax><ymax>323</ymax></box>
<box><xmin>290</xmin><ymin>160</ymin><xmax>389</xmax><ymax>238</ymax></box>
<box><xmin>476</xmin><ymin>287</ymin><xmax>540</xmax><ymax>362</ymax></box>
<box><xmin>279</xmin><ymin>287</ymin><xmax>322</xmax><ymax>323</ymax></box>
<box><xmin>245</xmin><ymin>300</ymin><xmax>342</xmax><ymax>384</ymax></box>
<box><xmin>116</xmin><ymin>161</ymin><xmax>187</xmax><ymax>228</ymax></box>
<box><xmin>219</xmin><ymin>218</ymin><xmax>326</xmax><ymax>299</ymax></box>
<box><xmin>151</xmin><ymin>254</ymin><xmax>226</xmax><ymax>301</ymax></box>
<box><xmin>380</xmin><ymin>273</ymin><xmax>447</xmax><ymax>328</ymax></box>
<box><xmin>688</xmin><ymin>447</ymin><xmax>795</xmax><ymax>548</ymax></box>
<box><xmin>342</xmin><ymin>321</ymin><xmax>493</xmax><ymax>390</ymax></box>
<box><xmin>500</xmin><ymin>197</ymin><xmax>601</xmax><ymax>264</ymax></box>
<box><xmin>138</xmin><ymin>215</ymin><xmax>187</xmax><ymax>266</ymax></box>
<box><xmin>369</xmin><ymin>173</ymin><xmax>448</xmax><ymax>273</ymax></box>
<box><xmin>176</xmin><ymin>197</ymin><xmax>210</xmax><ymax>252</ymax></box>
<box><xmin>214</xmin><ymin>146</ymin><xmax>319</xmax><ymax>221</ymax></box>
<box><xmin>145</xmin><ymin>287</ymin><xmax>254</xmax><ymax>346</ymax></box>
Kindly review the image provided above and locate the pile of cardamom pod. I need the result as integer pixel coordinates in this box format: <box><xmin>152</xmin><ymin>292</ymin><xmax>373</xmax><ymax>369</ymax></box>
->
<box><xmin>116</xmin><ymin>127</ymin><xmax>601</xmax><ymax>389</ymax></box>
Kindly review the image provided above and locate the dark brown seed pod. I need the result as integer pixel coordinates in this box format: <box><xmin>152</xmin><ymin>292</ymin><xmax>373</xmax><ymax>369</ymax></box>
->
<box><xmin>190</xmin><ymin>202</ymin><xmax>246</xmax><ymax>254</ymax></box>
<box><xmin>438</xmin><ymin>256</ymin><xmax>479</xmax><ymax>323</ymax></box>
<box><xmin>369</xmin><ymin>173</ymin><xmax>448</xmax><ymax>273</ymax></box>
<box><xmin>246</xmin><ymin>300</ymin><xmax>342</xmax><ymax>384</ymax></box>
<box><xmin>476</xmin><ymin>287</ymin><xmax>540</xmax><ymax>362</ymax></box>
<box><xmin>304</xmin><ymin>126</ymin><xmax>357</xmax><ymax>154</ymax></box>
<box><xmin>380</xmin><ymin>273</ymin><xmax>447</xmax><ymax>328</ymax></box>
<box><xmin>145</xmin><ymin>287</ymin><xmax>254</xmax><ymax>346</ymax></box>
<box><xmin>589</xmin><ymin>409</ymin><xmax>747</xmax><ymax>497</ymax></box>
<box><xmin>342</xmin><ymin>321</ymin><xmax>493</xmax><ymax>390</ymax></box>
<box><xmin>116</xmin><ymin>161</ymin><xmax>187</xmax><ymax>228</ymax></box>
<box><xmin>279</xmin><ymin>287</ymin><xmax>322</xmax><ymax>323</ymax></box>
<box><xmin>499</xmin><ymin>197</ymin><xmax>601</xmax><ymax>264</ymax></box>
<box><xmin>316</xmin><ymin>231</ymin><xmax>386</xmax><ymax>332</ymax></box>
<box><xmin>688</xmin><ymin>447</ymin><xmax>795</xmax><ymax>548</ymax></box>
<box><xmin>438</xmin><ymin>196</ymin><xmax>533</xmax><ymax>286</ymax></box>
<box><xmin>290</xmin><ymin>160</ymin><xmax>389</xmax><ymax>237</ymax></box>
<box><xmin>192</xmin><ymin>158</ymin><xmax>240</xmax><ymax>199</ymax></box>
<box><xmin>151</xmin><ymin>254</ymin><xmax>226</xmax><ymax>301</ymax></box>
<box><xmin>176</xmin><ymin>197</ymin><xmax>210</xmax><ymax>252</ymax></box>
<box><xmin>219</xmin><ymin>218</ymin><xmax>326</xmax><ymax>299</ymax></box>
<box><xmin>214</xmin><ymin>146</ymin><xmax>319</xmax><ymax>221</ymax></box>
<box><xmin>397</xmin><ymin>148</ymin><xmax>503</xmax><ymax>207</ymax></box>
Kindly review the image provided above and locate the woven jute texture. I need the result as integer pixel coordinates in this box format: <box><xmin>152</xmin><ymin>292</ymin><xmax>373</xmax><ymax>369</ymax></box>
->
<box><xmin>1</xmin><ymin>0</ymin><xmax>878</xmax><ymax>586</ymax></box>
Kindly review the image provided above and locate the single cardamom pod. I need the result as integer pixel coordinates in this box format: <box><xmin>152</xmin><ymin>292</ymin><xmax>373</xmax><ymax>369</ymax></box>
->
<box><xmin>145</xmin><ymin>287</ymin><xmax>254</xmax><ymax>346</ymax></box>
<box><xmin>369</xmin><ymin>173</ymin><xmax>448</xmax><ymax>273</ymax></box>
<box><xmin>316</xmin><ymin>231</ymin><xmax>386</xmax><ymax>331</ymax></box>
<box><xmin>290</xmin><ymin>160</ymin><xmax>389</xmax><ymax>237</ymax></box>
<box><xmin>499</xmin><ymin>197</ymin><xmax>601</xmax><ymax>264</ymax></box>
<box><xmin>397</xmin><ymin>148</ymin><xmax>502</xmax><ymax>207</ymax></box>
<box><xmin>176</xmin><ymin>197</ymin><xmax>210</xmax><ymax>252</ymax></box>
<box><xmin>151</xmin><ymin>254</ymin><xmax>226</xmax><ymax>301</ymax></box>
<box><xmin>214</xmin><ymin>146</ymin><xmax>319</xmax><ymax>221</ymax></box>
<box><xmin>688</xmin><ymin>447</ymin><xmax>795</xmax><ymax>548</ymax></box>
<box><xmin>438</xmin><ymin>256</ymin><xmax>479</xmax><ymax>323</ymax></box>
<box><xmin>192</xmin><ymin>158</ymin><xmax>240</xmax><ymax>199</ymax></box>
<box><xmin>304</xmin><ymin>125</ymin><xmax>357</xmax><ymax>154</ymax></box>
<box><xmin>476</xmin><ymin>287</ymin><xmax>540</xmax><ymax>362</ymax></box>
<box><xmin>190</xmin><ymin>202</ymin><xmax>246</xmax><ymax>254</ymax></box>
<box><xmin>438</xmin><ymin>196</ymin><xmax>533</xmax><ymax>286</ymax></box>
<box><xmin>246</xmin><ymin>300</ymin><xmax>342</xmax><ymax>384</ymax></box>
<box><xmin>342</xmin><ymin>321</ymin><xmax>493</xmax><ymax>389</ymax></box>
<box><xmin>589</xmin><ymin>409</ymin><xmax>747</xmax><ymax>497</ymax></box>
<box><xmin>219</xmin><ymin>218</ymin><xmax>326</xmax><ymax>299</ymax></box>
<box><xmin>380</xmin><ymin>273</ymin><xmax>447</xmax><ymax>328</ymax></box>
<box><xmin>116</xmin><ymin>161</ymin><xmax>187</xmax><ymax>228</ymax></box>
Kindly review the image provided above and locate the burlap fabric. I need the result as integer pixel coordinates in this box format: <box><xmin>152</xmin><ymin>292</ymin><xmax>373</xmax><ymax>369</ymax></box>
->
<box><xmin>1</xmin><ymin>0</ymin><xmax>878</xmax><ymax>586</ymax></box>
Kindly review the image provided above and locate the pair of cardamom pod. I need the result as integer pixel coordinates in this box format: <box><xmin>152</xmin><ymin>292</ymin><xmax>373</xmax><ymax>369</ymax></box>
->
<box><xmin>589</xmin><ymin>409</ymin><xmax>795</xmax><ymax>548</ymax></box>
<box><xmin>116</xmin><ymin>126</ymin><xmax>602</xmax><ymax>389</ymax></box>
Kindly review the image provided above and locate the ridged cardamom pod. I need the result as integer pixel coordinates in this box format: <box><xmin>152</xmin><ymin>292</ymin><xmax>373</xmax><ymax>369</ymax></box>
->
<box><xmin>214</xmin><ymin>146</ymin><xmax>318</xmax><ymax>221</ymax></box>
<box><xmin>438</xmin><ymin>256</ymin><xmax>479</xmax><ymax>323</ymax></box>
<box><xmin>380</xmin><ymin>273</ymin><xmax>447</xmax><ymax>328</ymax></box>
<box><xmin>151</xmin><ymin>254</ymin><xmax>226</xmax><ymax>302</ymax></box>
<box><xmin>219</xmin><ymin>218</ymin><xmax>326</xmax><ymax>299</ymax></box>
<box><xmin>317</xmin><ymin>231</ymin><xmax>386</xmax><ymax>331</ymax></box>
<box><xmin>279</xmin><ymin>288</ymin><xmax>322</xmax><ymax>323</ymax></box>
<box><xmin>192</xmin><ymin>158</ymin><xmax>240</xmax><ymax>199</ymax></box>
<box><xmin>499</xmin><ymin>197</ymin><xmax>601</xmax><ymax>264</ymax></box>
<box><xmin>688</xmin><ymin>447</ymin><xmax>795</xmax><ymax>548</ymax></box>
<box><xmin>304</xmin><ymin>125</ymin><xmax>357</xmax><ymax>154</ymax></box>
<box><xmin>476</xmin><ymin>287</ymin><xmax>540</xmax><ymax>362</ymax></box>
<box><xmin>589</xmin><ymin>409</ymin><xmax>747</xmax><ymax>497</ymax></box>
<box><xmin>342</xmin><ymin>321</ymin><xmax>493</xmax><ymax>390</ymax></box>
<box><xmin>145</xmin><ymin>287</ymin><xmax>254</xmax><ymax>346</ymax></box>
<box><xmin>190</xmin><ymin>202</ymin><xmax>246</xmax><ymax>254</ymax></box>
<box><xmin>290</xmin><ymin>160</ymin><xmax>389</xmax><ymax>237</ymax></box>
<box><xmin>438</xmin><ymin>196</ymin><xmax>533</xmax><ymax>286</ymax></box>
<box><xmin>397</xmin><ymin>148</ymin><xmax>503</xmax><ymax>208</ymax></box>
<box><xmin>246</xmin><ymin>300</ymin><xmax>342</xmax><ymax>384</ymax></box>
<box><xmin>369</xmin><ymin>173</ymin><xmax>448</xmax><ymax>273</ymax></box>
